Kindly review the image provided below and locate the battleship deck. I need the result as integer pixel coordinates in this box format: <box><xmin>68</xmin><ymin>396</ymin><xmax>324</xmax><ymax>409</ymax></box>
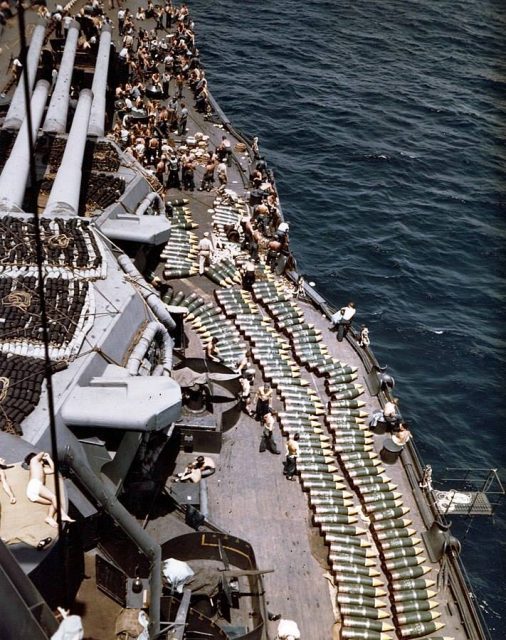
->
<box><xmin>0</xmin><ymin>3</ymin><xmax>487</xmax><ymax>640</ymax></box>
<box><xmin>140</xmin><ymin>85</ymin><xmax>478</xmax><ymax>639</ymax></box>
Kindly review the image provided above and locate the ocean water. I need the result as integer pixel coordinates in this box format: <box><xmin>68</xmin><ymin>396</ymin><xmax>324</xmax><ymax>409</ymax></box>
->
<box><xmin>191</xmin><ymin>0</ymin><xmax>506</xmax><ymax>632</ymax></box>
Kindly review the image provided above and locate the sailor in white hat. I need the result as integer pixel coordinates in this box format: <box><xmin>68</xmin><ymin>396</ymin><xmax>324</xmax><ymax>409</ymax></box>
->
<box><xmin>198</xmin><ymin>232</ymin><xmax>214</xmax><ymax>275</ymax></box>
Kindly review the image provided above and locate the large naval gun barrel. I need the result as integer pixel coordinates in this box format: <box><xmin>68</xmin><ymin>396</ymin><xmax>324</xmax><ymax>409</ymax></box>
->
<box><xmin>88</xmin><ymin>25</ymin><xmax>112</xmax><ymax>138</ymax></box>
<box><xmin>3</xmin><ymin>24</ymin><xmax>46</xmax><ymax>130</ymax></box>
<box><xmin>0</xmin><ymin>80</ymin><xmax>49</xmax><ymax>209</ymax></box>
<box><xmin>45</xmin><ymin>89</ymin><xmax>93</xmax><ymax>215</ymax></box>
<box><xmin>43</xmin><ymin>21</ymin><xmax>80</xmax><ymax>134</ymax></box>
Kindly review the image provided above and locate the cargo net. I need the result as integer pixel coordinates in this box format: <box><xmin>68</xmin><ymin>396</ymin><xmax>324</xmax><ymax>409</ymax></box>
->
<box><xmin>0</xmin><ymin>355</ymin><xmax>67</xmax><ymax>436</ymax></box>
<box><xmin>215</xmin><ymin>278</ymin><xmax>445</xmax><ymax>639</ymax></box>
<box><xmin>0</xmin><ymin>216</ymin><xmax>107</xmax><ymax>279</ymax></box>
<box><xmin>0</xmin><ymin>274</ymin><xmax>94</xmax><ymax>360</ymax></box>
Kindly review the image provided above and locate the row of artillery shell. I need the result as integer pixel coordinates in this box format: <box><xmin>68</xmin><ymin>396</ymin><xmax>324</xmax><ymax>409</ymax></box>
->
<box><xmin>329</xmin><ymin>397</ymin><xmax>367</xmax><ymax>409</ymax></box>
<box><xmin>366</xmin><ymin>498</ymin><xmax>444</xmax><ymax>637</ymax></box>
<box><xmin>327</xmin><ymin>397</ymin><xmax>436</xmax><ymax>639</ymax></box>
<box><xmin>339</xmin><ymin>622</ymin><xmax>446</xmax><ymax>640</ymax></box>
<box><xmin>204</xmin><ymin>265</ymin><xmax>238</xmax><ymax>288</ymax></box>
<box><xmin>253</xmin><ymin>290</ymin><xmax>442</xmax><ymax>637</ymax></box>
<box><xmin>186</xmin><ymin>298</ymin><xmax>247</xmax><ymax>365</ymax></box>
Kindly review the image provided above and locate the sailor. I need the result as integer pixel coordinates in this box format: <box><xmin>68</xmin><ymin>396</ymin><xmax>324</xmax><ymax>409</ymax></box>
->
<box><xmin>251</xmin><ymin>136</ymin><xmax>260</xmax><ymax>160</ymax></box>
<box><xmin>155</xmin><ymin>156</ymin><xmax>167</xmax><ymax>186</ymax></box>
<box><xmin>175</xmin><ymin>72</ymin><xmax>184</xmax><ymax>99</ymax></box>
<box><xmin>259</xmin><ymin>410</ymin><xmax>280</xmax><ymax>454</ymax></box>
<box><xmin>253</xmin><ymin>203</ymin><xmax>271</xmax><ymax>235</ymax></box>
<box><xmin>359</xmin><ymin>324</ymin><xmax>370</xmax><ymax>348</ymax></box>
<box><xmin>250</xmin><ymin>168</ymin><xmax>263</xmax><ymax>189</ymax></box>
<box><xmin>217</xmin><ymin>160</ymin><xmax>228</xmax><ymax>186</ymax></box>
<box><xmin>241</xmin><ymin>262</ymin><xmax>256</xmax><ymax>292</ymax></box>
<box><xmin>117</xmin><ymin>7</ymin><xmax>126</xmax><ymax>35</ymax></box>
<box><xmin>392</xmin><ymin>423</ymin><xmax>412</xmax><ymax>446</ymax></box>
<box><xmin>255</xmin><ymin>383</ymin><xmax>273</xmax><ymax>421</ymax></box>
<box><xmin>164</xmin><ymin>2</ymin><xmax>173</xmax><ymax>29</ymax></box>
<box><xmin>266</xmin><ymin>238</ymin><xmax>282</xmax><ymax>271</ymax></box>
<box><xmin>238</xmin><ymin>374</ymin><xmax>254</xmax><ymax>416</ymax></box>
<box><xmin>217</xmin><ymin>135</ymin><xmax>232</xmax><ymax>166</ymax></box>
<box><xmin>284</xmin><ymin>433</ymin><xmax>300</xmax><ymax>481</ymax></box>
<box><xmin>182</xmin><ymin>155</ymin><xmax>196</xmax><ymax>192</ymax></box>
<box><xmin>50</xmin><ymin>609</ymin><xmax>84</xmax><ymax>640</ymax></box>
<box><xmin>23</xmin><ymin>452</ymin><xmax>75</xmax><ymax>528</ymax></box>
<box><xmin>255</xmin><ymin>156</ymin><xmax>268</xmax><ymax>177</ymax></box>
<box><xmin>383</xmin><ymin>397</ymin><xmax>400</xmax><ymax>431</ymax></box>
<box><xmin>198</xmin><ymin>231</ymin><xmax>214</xmax><ymax>275</ymax></box>
<box><xmin>178</xmin><ymin>101</ymin><xmax>188</xmax><ymax>135</ymax></box>
<box><xmin>276</xmin><ymin>221</ymin><xmax>289</xmax><ymax>243</ymax></box>
<box><xmin>240</xmin><ymin>213</ymin><xmax>254</xmax><ymax>244</ymax></box>
<box><xmin>175</xmin><ymin>462</ymin><xmax>202</xmax><ymax>483</ymax></box>
<box><xmin>330</xmin><ymin>301</ymin><xmax>356</xmax><ymax>342</ymax></box>
<box><xmin>166</xmin><ymin>154</ymin><xmax>181</xmax><ymax>189</ymax></box>
<box><xmin>199</xmin><ymin>158</ymin><xmax>216</xmax><ymax>192</ymax></box>
<box><xmin>52</xmin><ymin>8</ymin><xmax>63</xmax><ymax>38</ymax></box>
<box><xmin>295</xmin><ymin>275</ymin><xmax>305</xmax><ymax>299</ymax></box>
<box><xmin>205</xmin><ymin>336</ymin><xmax>220</xmax><ymax>362</ymax></box>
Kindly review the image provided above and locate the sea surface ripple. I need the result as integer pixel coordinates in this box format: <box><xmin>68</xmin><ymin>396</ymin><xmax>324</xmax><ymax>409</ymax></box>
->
<box><xmin>192</xmin><ymin>0</ymin><xmax>506</xmax><ymax>630</ymax></box>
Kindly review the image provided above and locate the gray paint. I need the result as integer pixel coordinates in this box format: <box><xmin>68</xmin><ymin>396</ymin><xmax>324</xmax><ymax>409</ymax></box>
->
<box><xmin>3</xmin><ymin>24</ymin><xmax>46</xmax><ymax>131</ymax></box>
<box><xmin>0</xmin><ymin>80</ymin><xmax>49</xmax><ymax>209</ymax></box>
<box><xmin>45</xmin><ymin>89</ymin><xmax>93</xmax><ymax>215</ymax></box>
<box><xmin>88</xmin><ymin>26</ymin><xmax>112</xmax><ymax>138</ymax></box>
<box><xmin>43</xmin><ymin>22</ymin><xmax>80</xmax><ymax>134</ymax></box>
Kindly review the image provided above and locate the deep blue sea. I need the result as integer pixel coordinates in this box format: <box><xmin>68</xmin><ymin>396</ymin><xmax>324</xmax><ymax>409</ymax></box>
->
<box><xmin>191</xmin><ymin>0</ymin><xmax>506</xmax><ymax>633</ymax></box>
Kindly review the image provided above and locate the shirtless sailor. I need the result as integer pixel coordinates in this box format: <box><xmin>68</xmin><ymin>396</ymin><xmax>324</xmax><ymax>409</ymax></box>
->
<box><xmin>24</xmin><ymin>452</ymin><xmax>75</xmax><ymax>528</ymax></box>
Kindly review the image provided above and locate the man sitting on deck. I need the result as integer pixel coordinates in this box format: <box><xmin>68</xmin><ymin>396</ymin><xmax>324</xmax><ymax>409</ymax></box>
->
<box><xmin>175</xmin><ymin>456</ymin><xmax>216</xmax><ymax>483</ymax></box>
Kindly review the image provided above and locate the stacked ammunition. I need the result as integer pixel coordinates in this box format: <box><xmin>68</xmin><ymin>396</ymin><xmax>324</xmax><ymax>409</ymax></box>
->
<box><xmin>329</xmin><ymin>388</ymin><xmax>445</xmax><ymax>638</ymax></box>
<box><xmin>179</xmin><ymin>291</ymin><xmax>247</xmax><ymax>369</ymax></box>
<box><xmin>204</xmin><ymin>257</ymin><xmax>242</xmax><ymax>288</ymax></box>
<box><xmin>0</xmin><ymin>353</ymin><xmax>51</xmax><ymax>436</ymax></box>
<box><xmin>244</xmin><ymin>281</ymin><xmax>396</xmax><ymax>637</ymax></box>
<box><xmin>215</xmin><ymin>277</ymin><xmax>444</xmax><ymax>639</ymax></box>
<box><xmin>162</xmin><ymin>203</ymin><xmax>199</xmax><ymax>278</ymax></box>
<box><xmin>169</xmin><ymin>203</ymin><xmax>199</xmax><ymax>230</ymax></box>
<box><xmin>0</xmin><ymin>274</ymin><xmax>94</xmax><ymax>360</ymax></box>
<box><xmin>205</xmin><ymin>197</ymin><xmax>247</xmax><ymax>287</ymax></box>
<box><xmin>0</xmin><ymin>216</ymin><xmax>107</xmax><ymax>279</ymax></box>
<box><xmin>315</xmin><ymin>388</ymin><xmax>394</xmax><ymax>637</ymax></box>
<box><xmin>370</xmin><ymin>509</ymin><xmax>444</xmax><ymax>637</ymax></box>
<box><xmin>211</xmin><ymin>198</ymin><xmax>247</xmax><ymax>241</ymax></box>
<box><xmin>90</xmin><ymin>141</ymin><xmax>121</xmax><ymax>173</ymax></box>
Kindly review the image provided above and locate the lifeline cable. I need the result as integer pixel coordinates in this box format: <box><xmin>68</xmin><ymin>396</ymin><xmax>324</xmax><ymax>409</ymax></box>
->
<box><xmin>16</xmin><ymin>2</ymin><xmax>67</xmax><ymax>600</ymax></box>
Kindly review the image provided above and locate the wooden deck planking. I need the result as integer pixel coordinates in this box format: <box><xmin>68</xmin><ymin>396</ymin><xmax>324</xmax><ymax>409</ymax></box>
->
<box><xmin>207</xmin><ymin>410</ymin><xmax>337</xmax><ymax>640</ymax></box>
